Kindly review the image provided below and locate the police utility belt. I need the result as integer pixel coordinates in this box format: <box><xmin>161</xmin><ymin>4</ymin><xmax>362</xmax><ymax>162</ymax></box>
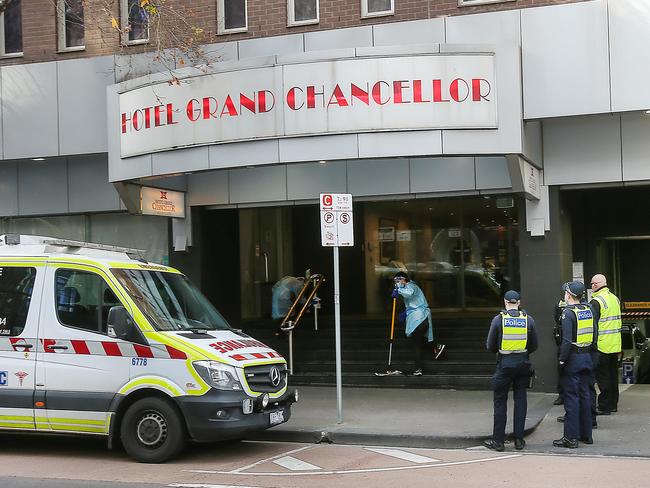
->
<box><xmin>570</xmin><ymin>344</ymin><xmax>592</xmax><ymax>354</ymax></box>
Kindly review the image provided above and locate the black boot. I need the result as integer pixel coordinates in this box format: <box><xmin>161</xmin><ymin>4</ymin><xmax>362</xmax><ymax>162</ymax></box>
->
<box><xmin>553</xmin><ymin>437</ymin><xmax>578</xmax><ymax>448</ymax></box>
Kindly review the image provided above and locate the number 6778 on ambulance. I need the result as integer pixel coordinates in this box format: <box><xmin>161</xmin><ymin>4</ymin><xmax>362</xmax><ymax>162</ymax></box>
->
<box><xmin>0</xmin><ymin>234</ymin><xmax>297</xmax><ymax>463</ymax></box>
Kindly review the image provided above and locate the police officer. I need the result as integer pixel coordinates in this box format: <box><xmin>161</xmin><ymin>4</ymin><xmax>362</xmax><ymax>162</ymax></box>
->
<box><xmin>483</xmin><ymin>290</ymin><xmax>538</xmax><ymax>452</ymax></box>
<box><xmin>554</xmin><ymin>281</ymin><xmax>595</xmax><ymax>448</ymax></box>
<box><xmin>590</xmin><ymin>274</ymin><xmax>622</xmax><ymax>415</ymax></box>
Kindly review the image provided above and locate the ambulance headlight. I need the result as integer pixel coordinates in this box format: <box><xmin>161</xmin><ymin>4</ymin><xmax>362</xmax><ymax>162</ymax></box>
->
<box><xmin>193</xmin><ymin>361</ymin><xmax>242</xmax><ymax>391</ymax></box>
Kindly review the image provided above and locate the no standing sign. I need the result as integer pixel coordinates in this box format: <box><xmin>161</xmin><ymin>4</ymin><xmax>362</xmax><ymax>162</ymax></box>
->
<box><xmin>320</xmin><ymin>193</ymin><xmax>354</xmax><ymax>247</ymax></box>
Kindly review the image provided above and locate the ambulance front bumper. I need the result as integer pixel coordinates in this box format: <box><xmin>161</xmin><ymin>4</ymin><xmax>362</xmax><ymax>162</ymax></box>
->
<box><xmin>176</xmin><ymin>388</ymin><xmax>297</xmax><ymax>442</ymax></box>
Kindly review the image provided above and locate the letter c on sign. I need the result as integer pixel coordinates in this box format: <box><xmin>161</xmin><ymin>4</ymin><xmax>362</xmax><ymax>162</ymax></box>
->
<box><xmin>323</xmin><ymin>194</ymin><xmax>332</xmax><ymax>207</ymax></box>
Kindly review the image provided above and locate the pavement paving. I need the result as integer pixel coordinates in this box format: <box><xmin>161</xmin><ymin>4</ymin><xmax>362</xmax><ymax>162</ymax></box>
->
<box><xmin>255</xmin><ymin>383</ymin><xmax>650</xmax><ymax>455</ymax></box>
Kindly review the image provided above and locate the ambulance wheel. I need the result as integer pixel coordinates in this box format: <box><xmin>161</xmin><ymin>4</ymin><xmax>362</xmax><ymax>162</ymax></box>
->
<box><xmin>120</xmin><ymin>397</ymin><xmax>186</xmax><ymax>463</ymax></box>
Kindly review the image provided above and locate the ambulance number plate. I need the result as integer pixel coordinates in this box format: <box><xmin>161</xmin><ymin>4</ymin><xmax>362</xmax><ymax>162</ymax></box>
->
<box><xmin>269</xmin><ymin>410</ymin><xmax>285</xmax><ymax>425</ymax></box>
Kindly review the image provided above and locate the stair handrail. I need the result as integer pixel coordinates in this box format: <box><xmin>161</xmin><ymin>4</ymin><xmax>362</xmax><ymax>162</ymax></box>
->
<box><xmin>280</xmin><ymin>274</ymin><xmax>326</xmax><ymax>332</ymax></box>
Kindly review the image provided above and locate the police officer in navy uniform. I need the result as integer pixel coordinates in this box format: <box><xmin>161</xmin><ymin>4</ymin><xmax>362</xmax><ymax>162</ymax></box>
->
<box><xmin>483</xmin><ymin>290</ymin><xmax>538</xmax><ymax>452</ymax></box>
<box><xmin>553</xmin><ymin>295</ymin><xmax>567</xmax><ymax>406</ymax></box>
<box><xmin>554</xmin><ymin>281</ymin><xmax>596</xmax><ymax>448</ymax></box>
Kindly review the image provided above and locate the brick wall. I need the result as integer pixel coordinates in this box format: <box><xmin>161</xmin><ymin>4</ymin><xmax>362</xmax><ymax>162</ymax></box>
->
<box><xmin>1</xmin><ymin>0</ymin><xmax>589</xmax><ymax>66</ymax></box>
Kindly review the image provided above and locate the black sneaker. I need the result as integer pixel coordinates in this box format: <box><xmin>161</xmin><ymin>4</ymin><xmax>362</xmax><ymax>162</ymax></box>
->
<box><xmin>483</xmin><ymin>439</ymin><xmax>505</xmax><ymax>452</ymax></box>
<box><xmin>596</xmin><ymin>409</ymin><xmax>611</xmax><ymax>416</ymax></box>
<box><xmin>579</xmin><ymin>437</ymin><xmax>594</xmax><ymax>445</ymax></box>
<box><xmin>514</xmin><ymin>438</ymin><xmax>526</xmax><ymax>450</ymax></box>
<box><xmin>553</xmin><ymin>437</ymin><xmax>578</xmax><ymax>448</ymax></box>
<box><xmin>412</xmin><ymin>369</ymin><xmax>423</xmax><ymax>376</ymax></box>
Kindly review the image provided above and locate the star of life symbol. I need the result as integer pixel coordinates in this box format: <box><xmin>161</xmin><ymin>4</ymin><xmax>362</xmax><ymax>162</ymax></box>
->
<box><xmin>160</xmin><ymin>191</ymin><xmax>168</xmax><ymax>200</ymax></box>
<box><xmin>14</xmin><ymin>371</ymin><xmax>28</xmax><ymax>387</ymax></box>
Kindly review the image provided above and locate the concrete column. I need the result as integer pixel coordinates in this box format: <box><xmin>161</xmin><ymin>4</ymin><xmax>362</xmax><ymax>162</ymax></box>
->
<box><xmin>518</xmin><ymin>187</ymin><xmax>572</xmax><ymax>393</ymax></box>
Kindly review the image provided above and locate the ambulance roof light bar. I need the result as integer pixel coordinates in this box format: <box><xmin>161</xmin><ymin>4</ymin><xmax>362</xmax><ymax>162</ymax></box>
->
<box><xmin>1</xmin><ymin>234</ymin><xmax>146</xmax><ymax>257</ymax></box>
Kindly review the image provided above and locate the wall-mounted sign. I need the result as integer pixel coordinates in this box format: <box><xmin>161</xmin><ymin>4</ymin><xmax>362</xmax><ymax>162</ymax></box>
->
<box><xmin>119</xmin><ymin>54</ymin><xmax>497</xmax><ymax>157</ymax></box>
<box><xmin>141</xmin><ymin>187</ymin><xmax>185</xmax><ymax>218</ymax></box>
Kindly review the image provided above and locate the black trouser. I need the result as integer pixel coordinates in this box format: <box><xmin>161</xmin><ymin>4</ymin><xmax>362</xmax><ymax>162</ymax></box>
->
<box><xmin>409</xmin><ymin>319</ymin><xmax>430</xmax><ymax>370</ymax></box>
<box><xmin>596</xmin><ymin>352</ymin><xmax>620</xmax><ymax>412</ymax></box>
<box><xmin>492</xmin><ymin>359</ymin><xmax>530</xmax><ymax>443</ymax></box>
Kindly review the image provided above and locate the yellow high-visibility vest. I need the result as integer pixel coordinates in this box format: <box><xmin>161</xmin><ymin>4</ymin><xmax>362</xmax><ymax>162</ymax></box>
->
<box><xmin>567</xmin><ymin>304</ymin><xmax>594</xmax><ymax>348</ymax></box>
<box><xmin>592</xmin><ymin>287</ymin><xmax>622</xmax><ymax>353</ymax></box>
<box><xmin>500</xmin><ymin>311</ymin><xmax>528</xmax><ymax>353</ymax></box>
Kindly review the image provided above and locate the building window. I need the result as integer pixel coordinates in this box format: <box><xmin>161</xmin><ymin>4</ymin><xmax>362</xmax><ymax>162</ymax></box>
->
<box><xmin>288</xmin><ymin>0</ymin><xmax>318</xmax><ymax>27</ymax></box>
<box><xmin>217</xmin><ymin>0</ymin><xmax>247</xmax><ymax>34</ymax></box>
<box><xmin>361</xmin><ymin>0</ymin><xmax>393</xmax><ymax>18</ymax></box>
<box><xmin>458</xmin><ymin>0</ymin><xmax>515</xmax><ymax>6</ymax></box>
<box><xmin>0</xmin><ymin>0</ymin><xmax>22</xmax><ymax>57</ymax></box>
<box><xmin>57</xmin><ymin>0</ymin><xmax>84</xmax><ymax>51</ymax></box>
<box><xmin>121</xmin><ymin>0</ymin><xmax>149</xmax><ymax>45</ymax></box>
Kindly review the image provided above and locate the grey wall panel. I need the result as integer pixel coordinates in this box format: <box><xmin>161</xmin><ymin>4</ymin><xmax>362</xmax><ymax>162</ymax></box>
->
<box><xmin>202</xmin><ymin>42</ymin><xmax>239</xmax><ymax>64</ymax></box>
<box><xmin>153</xmin><ymin>146</ymin><xmax>209</xmax><ymax>175</ymax></box>
<box><xmin>372</xmin><ymin>19</ymin><xmax>445</xmax><ymax>46</ymax></box>
<box><xmin>229</xmin><ymin>165</ymin><xmax>287</xmax><ymax>203</ymax></box>
<box><xmin>18</xmin><ymin>159</ymin><xmax>68</xmax><ymax>215</ymax></box>
<box><xmin>347</xmin><ymin>158</ymin><xmax>409</xmax><ymax>196</ymax></box>
<box><xmin>209</xmin><ymin>140</ymin><xmax>279</xmax><ymax>169</ymax></box>
<box><xmin>67</xmin><ymin>154</ymin><xmax>120</xmax><ymax>213</ymax></box>
<box><xmin>279</xmin><ymin>134</ymin><xmax>358</xmax><ymax>162</ymax></box>
<box><xmin>304</xmin><ymin>26</ymin><xmax>372</xmax><ymax>51</ymax></box>
<box><xmin>110</xmin><ymin>154</ymin><xmax>153</xmax><ymax>181</ymax></box>
<box><xmin>521</xmin><ymin>1</ymin><xmax>610</xmax><ymax>119</ymax></box>
<box><xmin>522</xmin><ymin>121</ymin><xmax>543</xmax><ymax>167</ymax></box>
<box><xmin>58</xmin><ymin>56</ymin><xmax>114</xmax><ymax>155</ymax></box>
<box><xmin>115</xmin><ymin>52</ymin><xmax>171</xmax><ymax>83</ymax></box>
<box><xmin>609</xmin><ymin>0</ymin><xmax>650</xmax><ymax>112</ymax></box>
<box><xmin>442</xmin><ymin>44</ymin><xmax>522</xmax><ymax>154</ymax></box>
<box><xmin>410</xmin><ymin>157</ymin><xmax>475</xmax><ymax>193</ymax></box>
<box><xmin>475</xmin><ymin>156</ymin><xmax>511</xmax><ymax>189</ymax></box>
<box><xmin>239</xmin><ymin>34</ymin><xmax>303</xmax><ymax>58</ymax></box>
<box><xmin>0</xmin><ymin>163</ymin><xmax>18</xmax><ymax>216</ymax></box>
<box><xmin>187</xmin><ymin>171</ymin><xmax>229</xmax><ymax>206</ymax></box>
<box><xmin>543</xmin><ymin>115</ymin><xmax>622</xmax><ymax>186</ymax></box>
<box><xmin>287</xmin><ymin>160</ymin><xmax>347</xmax><ymax>200</ymax></box>
<box><xmin>3</xmin><ymin>63</ymin><xmax>59</xmax><ymax>159</ymax></box>
<box><xmin>446</xmin><ymin>9</ymin><xmax>521</xmax><ymax>44</ymax></box>
<box><xmin>621</xmin><ymin>113</ymin><xmax>650</xmax><ymax>182</ymax></box>
<box><xmin>358</xmin><ymin>131</ymin><xmax>442</xmax><ymax>159</ymax></box>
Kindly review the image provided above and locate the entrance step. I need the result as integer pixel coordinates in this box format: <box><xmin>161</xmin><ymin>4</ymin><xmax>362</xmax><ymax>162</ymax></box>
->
<box><xmin>240</xmin><ymin>314</ymin><xmax>497</xmax><ymax>390</ymax></box>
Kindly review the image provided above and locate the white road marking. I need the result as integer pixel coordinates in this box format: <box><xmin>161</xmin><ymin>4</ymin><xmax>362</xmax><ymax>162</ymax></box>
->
<box><xmin>364</xmin><ymin>448</ymin><xmax>440</xmax><ymax>464</ymax></box>
<box><xmin>227</xmin><ymin>445</ymin><xmax>314</xmax><ymax>474</ymax></box>
<box><xmin>186</xmin><ymin>453</ymin><xmax>522</xmax><ymax>476</ymax></box>
<box><xmin>273</xmin><ymin>455</ymin><xmax>322</xmax><ymax>471</ymax></box>
<box><xmin>169</xmin><ymin>485</ymin><xmax>261</xmax><ymax>488</ymax></box>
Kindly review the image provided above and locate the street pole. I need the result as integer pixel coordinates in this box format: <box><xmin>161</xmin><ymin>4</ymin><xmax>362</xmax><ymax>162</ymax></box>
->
<box><xmin>333</xmin><ymin>246</ymin><xmax>343</xmax><ymax>424</ymax></box>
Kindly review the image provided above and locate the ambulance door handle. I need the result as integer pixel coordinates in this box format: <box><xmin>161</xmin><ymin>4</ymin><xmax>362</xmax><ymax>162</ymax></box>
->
<box><xmin>47</xmin><ymin>345</ymin><xmax>68</xmax><ymax>351</ymax></box>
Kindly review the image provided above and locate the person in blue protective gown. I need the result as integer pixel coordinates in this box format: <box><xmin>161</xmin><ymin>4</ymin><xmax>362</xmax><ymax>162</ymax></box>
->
<box><xmin>271</xmin><ymin>276</ymin><xmax>306</xmax><ymax>322</ymax></box>
<box><xmin>392</xmin><ymin>271</ymin><xmax>445</xmax><ymax>375</ymax></box>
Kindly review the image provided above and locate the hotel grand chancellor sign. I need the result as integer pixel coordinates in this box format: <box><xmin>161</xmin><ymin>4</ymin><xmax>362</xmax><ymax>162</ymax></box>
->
<box><xmin>118</xmin><ymin>54</ymin><xmax>497</xmax><ymax>157</ymax></box>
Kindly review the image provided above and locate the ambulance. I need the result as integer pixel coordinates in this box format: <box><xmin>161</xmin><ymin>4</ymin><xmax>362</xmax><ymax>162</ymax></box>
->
<box><xmin>0</xmin><ymin>234</ymin><xmax>297</xmax><ymax>462</ymax></box>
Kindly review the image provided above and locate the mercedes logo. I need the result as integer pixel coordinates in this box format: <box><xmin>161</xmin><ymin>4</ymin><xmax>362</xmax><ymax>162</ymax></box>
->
<box><xmin>269</xmin><ymin>366</ymin><xmax>281</xmax><ymax>387</ymax></box>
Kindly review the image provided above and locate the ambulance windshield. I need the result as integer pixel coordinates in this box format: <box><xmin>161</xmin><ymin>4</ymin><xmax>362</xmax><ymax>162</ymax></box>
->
<box><xmin>112</xmin><ymin>269</ymin><xmax>232</xmax><ymax>332</ymax></box>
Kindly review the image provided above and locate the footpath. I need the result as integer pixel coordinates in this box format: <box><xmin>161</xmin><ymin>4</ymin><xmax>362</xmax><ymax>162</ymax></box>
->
<box><xmin>255</xmin><ymin>384</ymin><xmax>650</xmax><ymax>456</ymax></box>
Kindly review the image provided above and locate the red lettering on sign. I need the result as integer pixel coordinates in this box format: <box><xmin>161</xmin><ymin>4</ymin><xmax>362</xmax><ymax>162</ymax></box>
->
<box><xmin>393</xmin><ymin>80</ymin><xmax>410</xmax><ymax>104</ymax></box>
<box><xmin>287</xmin><ymin>87</ymin><xmax>304</xmax><ymax>110</ymax></box>
<box><xmin>371</xmin><ymin>81</ymin><xmax>391</xmax><ymax>105</ymax></box>
<box><xmin>350</xmin><ymin>83</ymin><xmax>370</xmax><ymax>106</ymax></box>
<box><xmin>322</xmin><ymin>194</ymin><xmax>333</xmax><ymax>207</ymax></box>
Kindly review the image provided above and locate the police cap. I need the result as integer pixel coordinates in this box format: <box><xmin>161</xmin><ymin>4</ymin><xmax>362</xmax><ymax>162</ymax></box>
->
<box><xmin>563</xmin><ymin>281</ymin><xmax>586</xmax><ymax>297</ymax></box>
<box><xmin>504</xmin><ymin>290</ymin><xmax>520</xmax><ymax>303</ymax></box>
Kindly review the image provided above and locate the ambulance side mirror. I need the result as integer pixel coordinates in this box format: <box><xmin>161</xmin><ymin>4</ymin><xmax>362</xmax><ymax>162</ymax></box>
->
<box><xmin>107</xmin><ymin>306</ymin><xmax>147</xmax><ymax>345</ymax></box>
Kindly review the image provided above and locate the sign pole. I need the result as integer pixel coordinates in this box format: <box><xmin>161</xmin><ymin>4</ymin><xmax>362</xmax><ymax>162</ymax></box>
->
<box><xmin>320</xmin><ymin>193</ymin><xmax>353</xmax><ymax>426</ymax></box>
<box><xmin>333</xmin><ymin>246</ymin><xmax>343</xmax><ymax>424</ymax></box>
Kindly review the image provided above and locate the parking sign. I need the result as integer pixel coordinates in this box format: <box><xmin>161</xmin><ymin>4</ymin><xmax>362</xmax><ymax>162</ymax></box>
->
<box><xmin>320</xmin><ymin>193</ymin><xmax>354</xmax><ymax>247</ymax></box>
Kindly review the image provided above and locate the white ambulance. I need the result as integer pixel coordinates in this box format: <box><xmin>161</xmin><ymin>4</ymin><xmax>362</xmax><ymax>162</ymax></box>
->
<box><xmin>0</xmin><ymin>234</ymin><xmax>296</xmax><ymax>462</ymax></box>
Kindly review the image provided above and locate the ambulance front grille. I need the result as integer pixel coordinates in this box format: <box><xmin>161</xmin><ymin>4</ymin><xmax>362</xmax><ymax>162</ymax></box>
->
<box><xmin>244</xmin><ymin>363</ymin><xmax>288</xmax><ymax>393</ymax></box>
